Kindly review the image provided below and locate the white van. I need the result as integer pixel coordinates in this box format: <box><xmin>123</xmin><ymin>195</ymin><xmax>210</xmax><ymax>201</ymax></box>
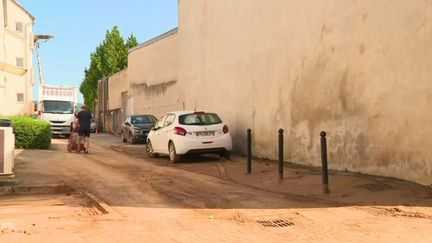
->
<box><xmin>38</xmin><ymin>100</ymin><xmax>76</xmax><ymax>136</ymax></box>
<box><xmin>37</xmin><ymin>85</ymin><xmax>78</xmax><ymax>137</ymax></box>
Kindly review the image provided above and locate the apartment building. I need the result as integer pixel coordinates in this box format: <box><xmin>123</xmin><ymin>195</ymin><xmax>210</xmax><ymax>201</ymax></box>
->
<box><xmin>0</xmin><ymin>0</ymin><xmax>35</xmax><ymax>115</ymax></box>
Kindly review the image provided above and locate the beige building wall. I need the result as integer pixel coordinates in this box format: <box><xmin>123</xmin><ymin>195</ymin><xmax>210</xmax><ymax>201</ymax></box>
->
<box><xmin>176</xmin><ymin>0</ymin><xmax>432</xmax><ymax>185</ymax></box>
<box><xmin>0</xmin><ymin>0</ymin><xmax>35</xmax><ymax>115</ymax></box>
<box><xmin>128</xmin><ymin>29</ymin><xmax>180</xmax><ymax>118</ymax></box>
<box><xmin>108</xmin><ymin>68</ymin><xmax>128</xmax><ymax>110</ymax></box>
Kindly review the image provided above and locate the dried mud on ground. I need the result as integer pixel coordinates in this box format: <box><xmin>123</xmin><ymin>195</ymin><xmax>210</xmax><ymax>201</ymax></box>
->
<box><xmin>1</xmin><ymin>134</ymin><xmax>431</xmax><ymax>242</ymax></box>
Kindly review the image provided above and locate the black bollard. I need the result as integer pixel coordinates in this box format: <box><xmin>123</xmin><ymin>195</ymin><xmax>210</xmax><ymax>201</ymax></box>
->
<box><xmin>278</xmin><ymin>129</ymin><xmax>284</xmax><ymax>179</ymax></box>
<box><xmin>320</xmin><ymin>131</ymin><xmax>330</xmax><ymax>193</ymax></box>
<box><xmin>247</xmin><ymin>129</ymin><xmax>252</xmax><ymax>174</ymax></box>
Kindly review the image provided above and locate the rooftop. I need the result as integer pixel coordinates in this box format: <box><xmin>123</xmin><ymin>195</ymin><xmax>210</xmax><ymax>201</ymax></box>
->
<box><xmin>14</xmin><ymin>0</ymin><xmax>36</xmax><ymax>21</ymax></box>
<box><xmin>129</xmin><ymin>27</ymin><xmax>178</xmax><ymax>53</ymax></box>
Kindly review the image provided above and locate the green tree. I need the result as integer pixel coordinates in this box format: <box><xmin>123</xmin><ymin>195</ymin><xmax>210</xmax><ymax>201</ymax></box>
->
<box><xmin>79</xmin><ymin>26</ymin><xmax>139</xmax><ymax>111</ymax></box>
<box><xmin>126</xmin><ymin>33</ymin><xmax>139</xmax><ymax>49</ymax></box>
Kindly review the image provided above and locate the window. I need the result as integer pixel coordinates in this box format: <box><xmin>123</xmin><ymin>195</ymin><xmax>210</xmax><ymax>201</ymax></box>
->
<box><xmin>164</xmin><ymin>114</ymin><xmax>176</xmax><ymax>127</ymax></box>
<box><xmin>155</xmin><ymin>115</ymin><xmax>167</xmax><ymax>129</ymax></box>
<box><xmin>0</xmin><ymin>76</ymin><xmax>6</xmax><ymax>94</ymax></box>
<box><xmin>16</xmin><ymin>57</ymin><xmax>23</xmax><ymax>67</ymax></box>
<box><xmin>2</xmin><ymin>0</ymin><xmax>7</xmax><ymax>27</ymax></box>
<box><xmin>15</xmin><ymin>22</ymin><xmax>23</xmax><ymax>32</ymax></box>
<box><xmin>17</xmin><ymin>93</ymin><xmax>24</xmax><ymax>103</ymax></box>
<box><xmin>42</xmin><ymin>100</ymin><xmax>73</xmax><ymax>114</ymax></box>
<box><xmin>179</xmin><ymin>113</ymin><xmax>223</xmax><ymax>126</ymax></box>
<box><xmin>131</xmin><ymin>115</ymin><xmax>157</xmax><ymax>124</ymax></box>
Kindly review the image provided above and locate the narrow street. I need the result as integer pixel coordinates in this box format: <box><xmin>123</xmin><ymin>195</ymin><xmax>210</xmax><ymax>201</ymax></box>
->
<box><xmin>1</xmin><ymin>134</ymin><xmax>432</xmax><ymax>242</ymax></box>
<box><xmin>1</xmin><ymin>0</ymin><xmax>431</xmax><ymax>242</ymax></box>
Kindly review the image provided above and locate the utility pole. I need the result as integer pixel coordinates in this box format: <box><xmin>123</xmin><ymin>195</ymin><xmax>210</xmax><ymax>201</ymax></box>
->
<box><xmin>35</xmin><ymin>42</ymin><xmax>45</xmax><ymax>100</ymax></box>
<box><xmin>33</xmin><ymin>34</ymin><xmax>54</xmax><ymax>104</ymax></box>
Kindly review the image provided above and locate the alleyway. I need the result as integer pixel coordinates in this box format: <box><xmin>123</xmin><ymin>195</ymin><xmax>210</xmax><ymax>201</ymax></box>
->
<box><xmin>1</xmin><ymin>134</ymin><xmax>432</xmax><ymax>242</ymax></box>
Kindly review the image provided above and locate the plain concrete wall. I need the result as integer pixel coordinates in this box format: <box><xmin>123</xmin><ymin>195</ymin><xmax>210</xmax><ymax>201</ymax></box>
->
<box><xmin>128</xmin><ymin>32</ymin><xmax>181</xmax><ymax>118</ymax></box>
<box><xmin>177</xmin><ymin>0</ymin><xmax>432</xmax><ymax>185</ymax></box>
<box><xmin>0</xmin><ymin>0</ymin><xmax>34</xmax><ymax>115</ymax></box>
<box><xmin>108</xmin><ymin>69</ymin><xmax>128</xmax><ymax>110</ymax></box>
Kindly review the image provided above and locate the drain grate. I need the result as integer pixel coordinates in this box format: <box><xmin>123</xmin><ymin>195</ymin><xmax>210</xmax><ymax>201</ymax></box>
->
<box><xmin>257</xmin><ymin>219</ymin><xmax>294</xmax><ymax>227</ymax></box>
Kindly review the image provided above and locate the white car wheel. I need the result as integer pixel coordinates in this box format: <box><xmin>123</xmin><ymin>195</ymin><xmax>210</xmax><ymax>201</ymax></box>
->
<box><xmin>169</xmin><ymin>142</ymin><xmax>181</xmax><ymax>163</ymax></box>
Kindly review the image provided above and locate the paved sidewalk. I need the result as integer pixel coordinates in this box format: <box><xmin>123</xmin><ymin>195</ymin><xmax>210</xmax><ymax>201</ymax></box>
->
<box><xmin>177</xmin><ymin>154</ymin><xmax>432</xmax><ymax>208</ymax></box>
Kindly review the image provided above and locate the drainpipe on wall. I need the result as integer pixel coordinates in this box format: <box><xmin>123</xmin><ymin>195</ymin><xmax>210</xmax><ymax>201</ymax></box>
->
<box><xmin>2</xmin><ymin>0</ymin><xmax>7</xmax><ymax>61</ymax></box>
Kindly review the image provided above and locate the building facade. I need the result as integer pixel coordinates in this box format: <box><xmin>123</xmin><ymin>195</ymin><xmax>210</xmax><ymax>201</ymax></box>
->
<box><xmin>123</xmin><ymin>0</ymin><xmax>432</xmax><ymax>185</ymax></box>
<box><xmin>95</xmin><ymin>69</ymin><xmax>129</xmax><ymax>134</ymax></box>
<box><xmin>107</xmin><ymin>69</ymin><xmax>128</xmax><ymax>134</ymax></box>
<box><xmin>128</xmin><ymin>28</ymin><xmax>179</xmax><ymax>118</ymax></box>
<box><xmin>0</xmin><ymin>0</ymin><xmax>35</xmax><ymax>115</ymax></box>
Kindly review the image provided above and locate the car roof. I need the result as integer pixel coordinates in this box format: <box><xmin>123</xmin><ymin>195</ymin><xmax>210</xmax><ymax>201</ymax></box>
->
<box><xmin>130</xmin><ymin>114</ymin><xmax>155</xmax><ymax>117</ymax></box>
<box><xmin>165</xmin><ymin>111</ymin><xmax>217</xmax><ymax>116</ymax></box>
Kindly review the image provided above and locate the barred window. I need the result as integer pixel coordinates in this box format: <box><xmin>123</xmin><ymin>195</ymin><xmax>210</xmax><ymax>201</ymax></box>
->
<box><xmin>17</xmin><ymin>93</ymin><xmax>24</xmax><ymax>103</ymax></box>
<box><xmin>15</xmin><ymin>22</ymin><xmax>23</xmax><ymax>32</ymax></box>
<box><xmin>16</xmin><ymin>57</ymin><xmax>23</xmax><ymax>67</ymax></box>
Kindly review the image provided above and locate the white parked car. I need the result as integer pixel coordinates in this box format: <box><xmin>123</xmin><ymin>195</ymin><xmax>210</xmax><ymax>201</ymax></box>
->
<box><xmin>146</xmin><ymin>111</ymin><xmax>233</xmax><ymax>162</ymax></box>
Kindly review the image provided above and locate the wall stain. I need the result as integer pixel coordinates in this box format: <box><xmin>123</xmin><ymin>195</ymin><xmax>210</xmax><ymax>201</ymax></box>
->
<box><xmin>131</xmin><ymin>80</ymin><xmax>177</xmax><ymax>97</ymax></box>
<box><xmin>290</xmin><ymin>49</ymin><xmax>367</xmax><ymax>169</ymax></box>
<box><xmin>275</xmin><ymin>86</ymin><xmax>290</xmax><ymax>125</ymax></box>
<box><xmin>355</xmin><ymin>133</ymin><xmax>370</xmax><ymax>162</ymax></box>
<box><xmin>320</xmin><ymin>23</ymin><xmax>332</xmax><ymax>41</ymax></box>
<box><xmin>359</xmin><ymin>44</ymin><xmax>365</xmax><ymax>55</ymax></box>
<box><xmin>339</xmin><ymin>69</ymin><xmax>349</xmax><ymax>112</ymax></box>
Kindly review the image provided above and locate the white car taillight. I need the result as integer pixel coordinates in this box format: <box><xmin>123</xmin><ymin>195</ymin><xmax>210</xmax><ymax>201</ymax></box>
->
<box><xmin>174</xmin><ymin>127</ymin><xmax>187</xmax><ymax>136</ymax></box>
<box><xmin>223</xmin><ymin>125</ymin><xmax>229</xmax><ymax>134</ymax></box>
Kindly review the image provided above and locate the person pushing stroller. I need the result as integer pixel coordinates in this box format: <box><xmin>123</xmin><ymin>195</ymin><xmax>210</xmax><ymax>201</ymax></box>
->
<box><xmin>75</xmin><ymin>105</ymin><xmax>92</xmax><ymax>154</ymax></box>
<box><xmin>67</xmin><ymin>118</ymin><xmax>83</xmax><ymax>152</ymax></box>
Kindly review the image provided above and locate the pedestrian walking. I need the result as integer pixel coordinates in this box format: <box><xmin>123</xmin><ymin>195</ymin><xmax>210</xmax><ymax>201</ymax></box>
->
<box><xmin>76</xmin><ymin>105</ymin><xmax>92</xmax><ymax>154</ymax></box>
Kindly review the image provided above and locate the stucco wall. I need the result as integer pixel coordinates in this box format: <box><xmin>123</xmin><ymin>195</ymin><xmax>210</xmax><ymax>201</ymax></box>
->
<box><xmin>177</xmin><ymin>0</ymin><xmax>432</xmax><ymax>185</ymax></box>
<box><xmin>108</xmin><ymin>69</ymin><xmax>128</xmax><ymax>110</ymax></box>
<box><xmin>128</xmin><ymin>31</ymin><xmax>181</xmax><ymax>118</ymax></box>
<box><xmin>0</xmin><ymin>0</ymin><xmax>34</xmax><ymax>115</ymax></box>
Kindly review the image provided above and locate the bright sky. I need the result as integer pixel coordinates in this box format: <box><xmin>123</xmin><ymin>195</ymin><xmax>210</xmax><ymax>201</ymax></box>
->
<box><xmin>18</xmin><ymin>0</ymin><xmax>179</xmax><ymax>103</ymax></box>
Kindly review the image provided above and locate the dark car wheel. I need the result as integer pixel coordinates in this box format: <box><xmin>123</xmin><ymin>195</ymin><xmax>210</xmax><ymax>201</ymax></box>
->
<box><xmin>121</xmin><ymin>131</ymin><xmax>127</xmax><ymax>143</ymax></box>
<box><xmin>221</xmin><ymin>151</ymin><xmax>231</xmax><ymax>160</ymax></box>
<box><xmin>128</xmin><ymin>132</ymin><xmax>136</xmax><ymax>144</ymax></box>
<box><xmin>127</xmin><ymin>132</ymin><xmax>133</xmax><ymax>144</ymax></box>
<box><xmin>146</xmin><ymin>140</ymin><xmax>159</xmax><ymax>158</ymax></box>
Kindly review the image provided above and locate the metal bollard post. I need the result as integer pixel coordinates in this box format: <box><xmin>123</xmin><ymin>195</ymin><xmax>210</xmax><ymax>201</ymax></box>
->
<box><xmin>278</xmin><ymin>129</ymin><xmax>284</xmax><ymax>179</ymax></box>
<box><xmin>247</xmin><ymin>129</ymin><xmax>252</xmax><ymax>174</ymax></box>
<box><xmin>320</xmin><ymin>131</ymin><xmax>330</xmax><ymax>194</ymax></box>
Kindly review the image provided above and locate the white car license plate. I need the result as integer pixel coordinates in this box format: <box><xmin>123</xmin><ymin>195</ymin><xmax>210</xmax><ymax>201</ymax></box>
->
<box><xmin>196</xmin><ymin>131</ymin><xmax>215</xmax><ymax>136</ymax></box>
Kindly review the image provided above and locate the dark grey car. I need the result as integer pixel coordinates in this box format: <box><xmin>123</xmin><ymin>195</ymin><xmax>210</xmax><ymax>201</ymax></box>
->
<box><xmin>121</xmin><ymin>115</ymin><xmax>158</xmax><ymax>144</ymax></box>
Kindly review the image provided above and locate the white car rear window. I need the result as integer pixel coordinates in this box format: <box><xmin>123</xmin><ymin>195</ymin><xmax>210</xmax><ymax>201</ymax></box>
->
<box><xmin>179</xmin><ymin>113</ymin><xmax>222</xmax><ymax>126</ymax></box>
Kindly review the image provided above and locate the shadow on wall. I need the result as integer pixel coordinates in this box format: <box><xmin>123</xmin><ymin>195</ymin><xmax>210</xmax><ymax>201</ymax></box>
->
<box><xmin>131</xmin><ymin>80</ymin><xmax>177</xmax><ymax>97</ymax></box>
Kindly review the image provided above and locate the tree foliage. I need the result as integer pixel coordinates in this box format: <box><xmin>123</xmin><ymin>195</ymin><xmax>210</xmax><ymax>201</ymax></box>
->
<box><xmin>79</xmin><ymin>26</ymin><xmax>138</xmax><ymax>111</ymax></box>
<box><xmin>126</xmin><ymin>34</ymin><xmax>139</xmax><ymax>49</ymax></box>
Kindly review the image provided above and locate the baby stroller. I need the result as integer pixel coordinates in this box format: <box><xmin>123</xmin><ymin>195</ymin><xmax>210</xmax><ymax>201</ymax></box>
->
<box><xmin>67</xmin><ymin>121</ymin><xmax>84</xmax><ymax>152</ymax></box>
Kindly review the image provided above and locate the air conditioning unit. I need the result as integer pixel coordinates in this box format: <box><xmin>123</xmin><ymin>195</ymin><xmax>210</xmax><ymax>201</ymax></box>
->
<box><xmin>0</xmin><ymin>127</ymin><xmax>15</xmax><ymax>176</ymax></box>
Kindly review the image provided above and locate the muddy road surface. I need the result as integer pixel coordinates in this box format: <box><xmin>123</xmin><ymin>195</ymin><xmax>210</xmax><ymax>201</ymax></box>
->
<box><xmin>5</xmin><ymin>134</ymin><xmax>432</xmax><ymax>242</ymax></box>
<box><xmin>15</xmin><ymin>134</ymin><xmax>330</xmax><ymax>209</ymax></box>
